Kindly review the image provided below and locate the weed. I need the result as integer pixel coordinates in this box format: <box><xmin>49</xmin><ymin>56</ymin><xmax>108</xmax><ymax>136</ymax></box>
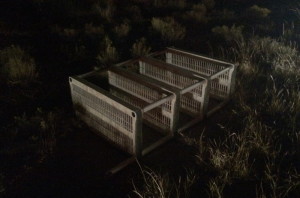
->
<box><xmin>215</xmin><ymin>9</ymin><xmax>236</xmax><ymax>22</ymax></box>
<box><xmin>245</xmin><ymin>5</ymin><xmax>271</xmax><ymax>19</ymax></box>
<box><xmin>185</xmin><ymin>3</ymin><xmax>209</xmax><ymax>23</ymax></box>
<box><xmin>282</xmin><ymin>168</ymin><xmax>300</xmax><ymax>197</ymax></box>
<box><xmin>93</xmin><ymin>0</ymin><xmax>115</xmax><ymax>22</ymax></box>
<box><xmin>212</xmin><ymin>25</ymin><xmax>244</xmax><ymax>43</ymax></box>
<box><xmin>0</xmin><ymin>45</ymin><xmax>38</xmax><ymax>86</ymax></box>
<box><xmin>208</xmin><ymin>177</ymin><xmax>225</xmax><ymax>198</ymax></box>
<box><xmin>114</xmin><ymin>22</ymin><xmax>131</xmax><ymax>38</ymax></box>
<box><xmin>133</xmin><ymin>166</ymin><xmax>173</xmax><ymax>198</ymax></box>
<box><xmin>132</xmin><ymin>163</ymin><xmax>197</xmax><ymax>198</ymax></box>
<box><xmin>96</xmin><ymin>37</ymin><xmax>119</xmax><ymax>67</ymax></box>
<box><xmin>177</xmin><ymin>169</ymin><xmax>197</xmax><ymax>198</ymax></box>
<box><xmin>37</xmin><ymin>109</ymin><xmax>58</xmax><ymax>157</ymax></box>
<box><xmin>62</xmin><ymin>28</ymin><xmax>78</xmax><ymax>37</ymax></box>
<box><xmin>263</xmin><ymin>158</ymin><xmax>281</xmax><ymax>198</ymax></box>
<box><xmin>12</xmin><ymin>108</ymin><xmax>63</xmax><ymax>161</ymax></box>
<box><xmin>220</xmin><ymin>36</ymin><xmax>300</xmax><ymax>73</ymax></box>
<box><xmin>151</xmin><ymin>17</ymin><xmax>186</xmax><ymax>42</ymax></box>
<box><xmin>256</xmin><ymin>163</ymin><xmax>300</xmax><ymax>198</ymax></box>
<box><xmin>207</xmin><ymin>133</ymin><xmax>251</xmax><ymax>181</ymax></box>
<box><xmin>85</xmin><ymin>23</ymin><xmax>104</xmax><ymax>35</ymax></box>
<box><xmin>131</xmin><ymin>37</ymin><xmax>152</xmax><ymax>57</ymax></box>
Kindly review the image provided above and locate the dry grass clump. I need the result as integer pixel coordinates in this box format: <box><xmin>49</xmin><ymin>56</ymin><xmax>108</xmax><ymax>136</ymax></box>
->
<box><xmin>114</xmin><ymin>22</ymin><xmax>131</xmax><ymax>38</ymax></box>
<box><xmin>213</xmin><ymin>27</ymin><xmax>300</xmax><ymax>73</ymax></box>
<box><xmin>93</xmin><ymin>0</ymin><xmax>115</xmax><ymax>22</ymax></box>
<box><xmin>176</xmin><ymin>30</ymin><xmax>299</xmax><ymax>196</ymax></box>
<box><xmin>212</xmin><ymin>25</ymin><xmax>244</xmax><ymax>43</ymax></box>
<box><xmin>6</xmin><ymin>108</ymin><xmax>64</xmax><ymax>166</ymax></box>
<box><xmin>133</xmin><ymin>168</ymin><xmax>173</xmax><ymax>198</ymax></box>
<box><xmin>132</xmin><ymin>33</ymin><xmax>299</xmax><ymax>196</ymax></box>
<box><xmin>207</xmin><ymin>177</ymin><xmax>225</xmax><ymax>198</ymax></box>
<box><xmin>84</xmin><ymin>23</ymin><xmax>104</xmax><ymax>35</ymax></box>
<box><xmin>133</xmin><ymin>164</ymin><xmax>197</xmax><ymax>198</ymax></box>
<box><xmin>215</xmin><ymin>9</ymin><xmax>236</xmax><ymax>22</ymax></box>
<box><xmin>245</xmin><ymin>5</ymin><xmax>271</xmax><ymax>19</ymax></box>
<box><xmin>96</xmin><ymin>37</ymin><xmax>119</xmax><ymax>68</ymax></box>
<box><xmin>185</xmin><ymin>3</ymin><xmax>209</xmax><ymax>23</ymax></box>
<box><xmin>0</xmin><ymin>45</ymin><xmax>38</xmax><ymax>85</ymax></box>
<box><xmin>195</xmin><ymin>117</ymin><xmax>276</xmax><ymax>182</ymax></box>
<box><xmin>151</xmin><ymin>17</ymin><xmax>186</xmax><ymax>42</ymax></box>
<box><xmin>131</xmin><ymin>38</ymin><xmax>152</xmax><ymax>57</ymax></box>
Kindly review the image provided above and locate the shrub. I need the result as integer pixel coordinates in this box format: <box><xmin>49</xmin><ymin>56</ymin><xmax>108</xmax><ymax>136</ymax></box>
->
<box><xmin>131</xmin><ymin>37</ymin><xmax>151</xmax><ymax>57</ymax></box>
<box><xmin>243</xmin><ymin>5</ymin><xmax>273</xmax><ymax>33</ymax></box>
<box><xmin>215</xmin><ymin>29</ymin><xmax>300</xmax><ymax>73</ymax></box>
<box><xmin>192</xmin><ymin>114</ymin><xmax>278</xmax><ymax>184</ymax></box>
<box><xmin>114</xmin><ymin>22</ymin><xmax>131</xmax><ymax>38</ymax></box>
<box><xmin>96</xmin><ymin>37</ymin><xmax>118</xmax><ymax>67</ymax></box>
<box><xmin>11</xmin><ymin>108</ymin><xmax>62</xmax><ymax>161</ymax></box>
<box><xmin>37</xmin><ymin>110</ymin><xmax>58</xmax><ymax>157</ymax></box>
<box><xmin>185</xmin><ymin>3</ymin><xmax>209</xmax><ymax>23</ymax></box>
<box><xmin>0</xmin><ymin>45</ymin><xmax>38</xmax><ymax>85</ymax></box>
<box><xmin>240</xmin><ymin>37</ymin><xmax>299</xmax><ymax>72</ymax></box>
<box><xmin>206</xmin><ymin>132</ymin><xmax>252</xmax><ymax>181</ymax></box>
<box><xmin>256</xmin><ymin>38</ymin><xmax>299</xmax><ymax>72</ymax></box>
<box><xmin>215</xmin><ymin>9</ymin><xmax>236</xmax><ymax>21</ymax></box>
<box><xmin>62</xmin><ymin>28</ymin><xmax>78</xmax><ymax>37</ymax></box>
<box><xmin>261</xmin><ymin>74</ymin><xmax>300</xmax><ymax>134</ymax></box>
<box><xmin>151</xmin><ymin>17</ymin><xmax>186</xmax><ymax>42</ymax></box>
<box><xmin>84</xmin><ymin>23</ymin><xmax>104</xmax><ymax>35</ymax></box>
<box><xmin>93</xmin><ymin>0</ymin><xmax>115</xmax><ymax>22</ymax></box>
<box><xmin>212</xmin><ymin>25</ymin><xmax>244</xmax><ymax>43</ymax></box>
<box><xmin>51</xmin><ymin>26</ymin><xmax>80</xmax><ymax>37</ymax></box>
<box><xmin>245</xmin><ymin>5</ymin><xmax>271</xmax><ymax>19</ymax></box>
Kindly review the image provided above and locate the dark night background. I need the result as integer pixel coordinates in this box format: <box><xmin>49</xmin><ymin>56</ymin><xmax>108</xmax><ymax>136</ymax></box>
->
<box><xmin>0</xmin><ymin>0</ymin><xmax>299</xmax><ymax>197</ymax></box>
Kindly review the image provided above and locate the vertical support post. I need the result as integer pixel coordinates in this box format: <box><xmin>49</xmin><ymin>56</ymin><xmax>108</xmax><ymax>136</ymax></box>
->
<box><xmin>69</xmin><ymin>77</ymin><xmax>75</xmax><ymax>103</ymax></box>
<box><xmin>108</xmin><ymin>71</ymin><xmax>115</xmax><ymax>85</ymax></box>
<box><xmin>228</xmin><ymin>65</ymin><xmax>237</xmax><ymax>97</ymax></box>
<box><xmin>133</xmin><ymin>110</ymin><xmax>143</xmax><ymax>158</ymax></box>
<box><xmin>202</xmin><ymin>79</ymin><xmax>210</xmax><ymax>115</ymax></box>
<box><xmin>166</xmin><ymin>52</ymin><xmax>172</xmax><ymax>64</ymax></box>
<box><xmin>139</xmin><ymin>61</ymin><xmax>145</xmax><ymax>74</ymax></box>
<box><xmin>170</xmin><ymin>92</ymin><xmax>180</xmax><ymax>136</ymax></box>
